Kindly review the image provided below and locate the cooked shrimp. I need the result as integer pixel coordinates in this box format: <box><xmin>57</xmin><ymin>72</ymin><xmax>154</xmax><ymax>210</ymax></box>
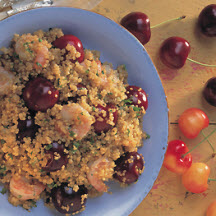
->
<box><xmin>59</xmin><ymin>103</ymin><xmax>93</xmax><ymax>140</ymax></box>
<box><xmin>0</xmin><ymin>66</ymin><xmax>14</xmax><ymax>95</ymax></box>
<box><xmin>87</xmin><ymin>157</ymin><xmax>113</xmax><ymax>192</ymax></box>
<box><xmin>34</xmin><ymin>45</ymin><xmax>49</xmax><ymax>70</ymax></box>
<box><xmin>96</xmin><ymin>60</ymin><xmax>108</xmax><ymax>85</ymax></box>
<box><xmin>9</xmin><ymin>175</ymin><xmax>45</xmax><ymax>201</ymax></box>
<box><xmin>15</xmin><ymin>34</ymin><xmax>49</xmax><ymax>69</ymax></box>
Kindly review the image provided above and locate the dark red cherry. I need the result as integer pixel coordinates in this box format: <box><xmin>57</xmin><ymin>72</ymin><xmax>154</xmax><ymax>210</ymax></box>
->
<box><xmin>203</xmin><ymin>77</ymin><xmax>216</xmax><ymax>106</ymax></box>
<box><xmin>93</xmin><ymin>104</ymin><xmax>118</xmax><ymax>133</ymax></box>
<box><xmin>53</xmin><ymin>35</ymin><xmax>84</xmax><ymax>63</ymax></box>
<box><xmin>160</xmin><ymin>37</ymin><xmax>190</xmax><ymax>69</ymax></box>
<box><xmin>43</xmin><ymin>141</ymin><xmax>68</xmax><ymax>172</ymax></box>
<box><xmin>17</xmin><ymin>116</ymin><xmax>39</xmax><ymax>142</ymax></box>
<box><xmin>23</xmin><ymin>77</ymin><xmax>59</xmax><ymax>112</ymax></box>
<box><xmin>126</xmin><ymin>85</ymin><xmax>148</xmax><ymax>110</ymax></box>
<box><xmin>198</xmin><ymin>4</ymin><xmax>216</xmax><ymax>37</ymax></box>
<box><xmin>120</xmin><ymin>12</ymin><xmax>151</xmax><ymax>45</ymax></box>
<box><xmin>51</xmin><ymin>184</ymin><xmax>88</xmax><ymax>214</ymax></box>
<box><xmin>113</xmin><ymin>152</ymin><xmax>144</xmax><ymax>184</ymax></box>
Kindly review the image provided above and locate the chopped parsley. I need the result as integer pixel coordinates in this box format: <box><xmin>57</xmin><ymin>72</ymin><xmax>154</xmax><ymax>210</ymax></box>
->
<box><xmin>8</xmin><ymin>154</ymin><xmax>13</xmax><ymax>160</ymax></box>
<box><xmin>96</xmin><ymin>72</ymin><xmax>99</xmax><ymax>76</ymax></box>
<box><xmin>13</xmin><ymin>52</ymin><xmax>19</xmax><ymax>59</ymax></box>
<box><xmin>90</xmin><ymin>136</ymin><xmax>94</xmax><ymax>145</ymax></box>
<box><xmin>38</xmin><ymin>38</ymin><xmax>42</xmax><ymax>42</ymax></box>
<box><xmin>70</xmin><ymin>142</ymin><xmax>80</xmax><ymax>154</ymax></box>
<box><xmin>0</xmin><ymin>139</ymin><xmax>6</xmax><ymax>144</ymax></box>
<box><xmin>101</xmin><ymin>70</ymin><xmax>104</xmax><ymax>74</ymax></box>
<box><xmin>73</xmin><ymin>142</ymin><xmax>80</xmax><ymax>149</ymax></box>
<box><xmin>30</xmin><ymin>200</ymin><xmax>37</xmax><ymax>207</ymax></box>
<box><xmin>47</xmin><ymin>182</ymin><xmax>58</xmax><ymax>189</ymax></box>
<box><xmin>36</xmin><ymin>62</ymin><xmax>42</xmax><ymax>67</ymax></box>
<box><xmin>122</xmin><ymin>64</ymin><xmax>126</xmax><ymax>70</ymax></box>
<box><xmin>69</xmin><ymin>130</ymin><xmax>76</xmax><ymax>137</ymax></box>
<box><xmin>127</xmin><ymin>129</ymin><xmax>130</xmax><ymax>136</ymax></box>
<box><xmin>145</xmin><ymin>133</ymin><xmax>150</xmax><ymax>139</ymax></box>
<box><xmin>97</xmin><ymin>93</ymin><xmax>102</xmax><ymax>99</ymax></box>
<box><xmin>0</xmin><ymin>166</ymin><xmax>6</xmax><ymax>173</ymax></box>
<box><xmin>92</xmin><ymin>106</ymin><xmax>96</xmax><ymax>111</ymax></box>
<box><xmin>133</xmin><ymin>106</ymin><xmax>141</xmax><ymax>112</ymax></box>
<box><xmin>45</xmin><ymin>144</ymin><xmax>53</xmax><ymax>150</ymax></box>
<box><xmin>0</xmin><ymin>187</ymin><xmax>7</xmax><ymax>195</ymax></box>
<box><xmin>85</xmin><ymin>69</ymin><xmax>90</xmax><ymax>74</ymax></box>
<box><xmin>107</xmin><ymin>92</ymin><xmax>113</xmax><ymax>96</ymax></box>
<box><xmin>123</xmin><ymin>98</ymin><xmax>133</xmax><ymax>105</ymax></box>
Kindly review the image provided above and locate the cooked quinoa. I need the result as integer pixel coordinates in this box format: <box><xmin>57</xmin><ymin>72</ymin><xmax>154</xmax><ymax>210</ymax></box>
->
<box><xmin>0</xmin><ymin>28</ymin><xmax>147</xmax><ymax>215</ymax></box>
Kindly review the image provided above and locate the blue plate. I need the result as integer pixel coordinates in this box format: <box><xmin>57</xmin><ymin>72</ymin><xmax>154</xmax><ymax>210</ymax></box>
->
<box><xmin>0</xmin><ymin>7</ymin><xmax>168</xmax><ymax>216</ymax></box>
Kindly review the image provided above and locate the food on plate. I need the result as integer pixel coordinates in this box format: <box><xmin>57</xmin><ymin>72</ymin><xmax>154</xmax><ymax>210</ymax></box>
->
<box><xmin>0</xmin><ymin>28</ymin><xmax>148</xmax><ymax>214</ymax></box>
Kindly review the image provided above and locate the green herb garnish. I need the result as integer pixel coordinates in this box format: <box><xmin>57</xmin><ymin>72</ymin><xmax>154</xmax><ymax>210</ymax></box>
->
<box><xmin>36</xmin><ymin>62</ymin><xmax>42</xmax><ymax>67</ymax></box>
<box><xmin>0</xmin><ymin>139</ymin><xmax>6</xmax><ymax>144</ymax></box>
<box><xmin>146</xmin><ymin>133</ymin><xmax>150</xmax><ymax>139</ymax></box>
<box><xmin>45</xmin><ymin>144</ymin><xmax>52</xmax><ymax>150</ymax></box>
<box><xmin>38</xmin><ymin>38</ymin><xmax>42</xmax><ymax>42</ymax></box>
<box><xmin>0</xmin><ymin>187</ymin><xmax>7</xmax><ymax>195</ymax></box>
<box><xmin>133</xmin><ymin>106</ymin><xmax>141</xmax><ymax>112</ymax></box>
<box><xmin>8</xmin><ymin>154</ymin><xmax>13</xmax><ymax>160</ymax></box>
<box><xmin>127</xmin><ymin>129</ymin><xmax>130</xmax><ymax>136</ymax></box>
<box><xmin>123</xmin><ymin>98</ymin><xmax>133</xmax><ymax>105</ymax></box>
<box><xmin>69</xmin><ymin>130</ymin><xmax>76</xmax><ymax>137</ymax></box>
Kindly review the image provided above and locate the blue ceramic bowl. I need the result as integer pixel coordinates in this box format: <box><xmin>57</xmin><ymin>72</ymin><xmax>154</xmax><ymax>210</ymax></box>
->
<box><xmin>0</xmin><ymin>7</ymin><xmax>168</xmax><ymax>216</ymax></box>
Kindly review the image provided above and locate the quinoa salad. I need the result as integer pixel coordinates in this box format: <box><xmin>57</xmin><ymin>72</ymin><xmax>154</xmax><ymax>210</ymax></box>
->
<box><xmin>0</xmin><ymin>28</ymin><xmax>149</xmax><ymax>215</ymax></box>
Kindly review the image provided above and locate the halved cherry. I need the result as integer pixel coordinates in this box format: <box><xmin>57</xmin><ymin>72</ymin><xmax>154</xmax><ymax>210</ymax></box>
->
<box><xmin>163</xmin><ymin>140</ymin><xmax>192</xmax><ymax>174</ymax></box>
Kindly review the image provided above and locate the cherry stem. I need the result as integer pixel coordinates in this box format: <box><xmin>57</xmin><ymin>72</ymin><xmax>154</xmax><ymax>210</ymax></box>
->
<box><xmin>151</xmin><ymin>16</ymin><xmax>186</xmax><ymax>29</ymax></box>
<box><xmin>183</xmin><ymin>128</ymin><xmax>216</xmax><ymax>157</ymax></box>
<box><xmin>201</xmin><ymin>131</ymin><xmax>215</xmax><ymax>153</ymax></box>
<box><xmin>208</xmin><ymin>178</ymin><xmax>216</xmax><ymax>182</ymax></box>
<box><xmin>187</xmin><ymin>58</ymin><xmax>216</xmax><ymax>67</ymax></box>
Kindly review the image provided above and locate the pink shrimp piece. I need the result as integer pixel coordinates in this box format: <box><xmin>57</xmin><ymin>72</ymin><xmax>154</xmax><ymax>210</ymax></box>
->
<box><xmin>34</xmin><ymin>45</ymin><xmax>49</xmax><ymax>69</ymax></box>
<box><xmin>58</xmin><ymin>103</ymin><xmax>93</xmax><ymax>140</ymax></box>
<box><xmin>0</xmin><ymin>66</ymin><xmax>14</xmax><ymax>95</ymax></box>
<box><xmin>87</xmin><ymin>157</ymin><xmax>113</xmax><ymax>193</ymax></box>
<box><xmin>9</xmin><ymin>175</ymin><xmax>45</xmax><ymax>201</ymax></box>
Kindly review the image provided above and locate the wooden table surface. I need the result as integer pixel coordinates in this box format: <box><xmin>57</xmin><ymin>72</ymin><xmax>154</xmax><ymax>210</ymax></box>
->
<box><xmin>93</xmin><ymin>0</ymin><xmax>216</xmax><ymax>216</ymax></box>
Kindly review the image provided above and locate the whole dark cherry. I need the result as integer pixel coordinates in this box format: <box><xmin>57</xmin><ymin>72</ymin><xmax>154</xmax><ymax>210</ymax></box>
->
<box><xmin>93</xmin><ymin>104</ymin><xmax>118</xmax><ymax>133</ymax></box>
<box><xmin>120</xmin><ymin>12</ymin><xmax>151</xmax><ymax>45</ymax></box>
<box><xmin>51</xmin><ymin>184</ymin><xmax>88</xmax><ymax>214</ymax></box>
<box><xmin>17</xmin><ymin>115</ymin><xmax>39</xmax><ymax>142</ymax></box>
<box><xmin>203</xmin><ymin>77</ymin><xmax>216</xmax><ymax>107</ymax></box>
<box><xmin>53</xmin><ymin>35</ymin><xmax>84</xmax><ymax>63</ymax></box>
<box><xmin>198</xmin><ymin>4</ymin><xmax>216</xmax><ymax>37</ymax></box>
<box><xmin>126</xmin><ymin>85</ymin><xmax>148</xmax><ymax>110</ymax></box>
<box><xmin>23</xmin><ymin>77</ymin><xmax>59</xmax><ymax>112</ymax></box>
<box><xmin>113</xmin><ymin>152</ymin><xmax>144</xmax><ymax>184</ymax></box>
<box><xmin>159</xmin><ymin>37</ymin><xmax>190</xmax><ymax>69</ymax></box>
<box><xmin>43</xmin><ymin>141</ymin><xmax>68</xmax><ymax>172</ymax></box>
